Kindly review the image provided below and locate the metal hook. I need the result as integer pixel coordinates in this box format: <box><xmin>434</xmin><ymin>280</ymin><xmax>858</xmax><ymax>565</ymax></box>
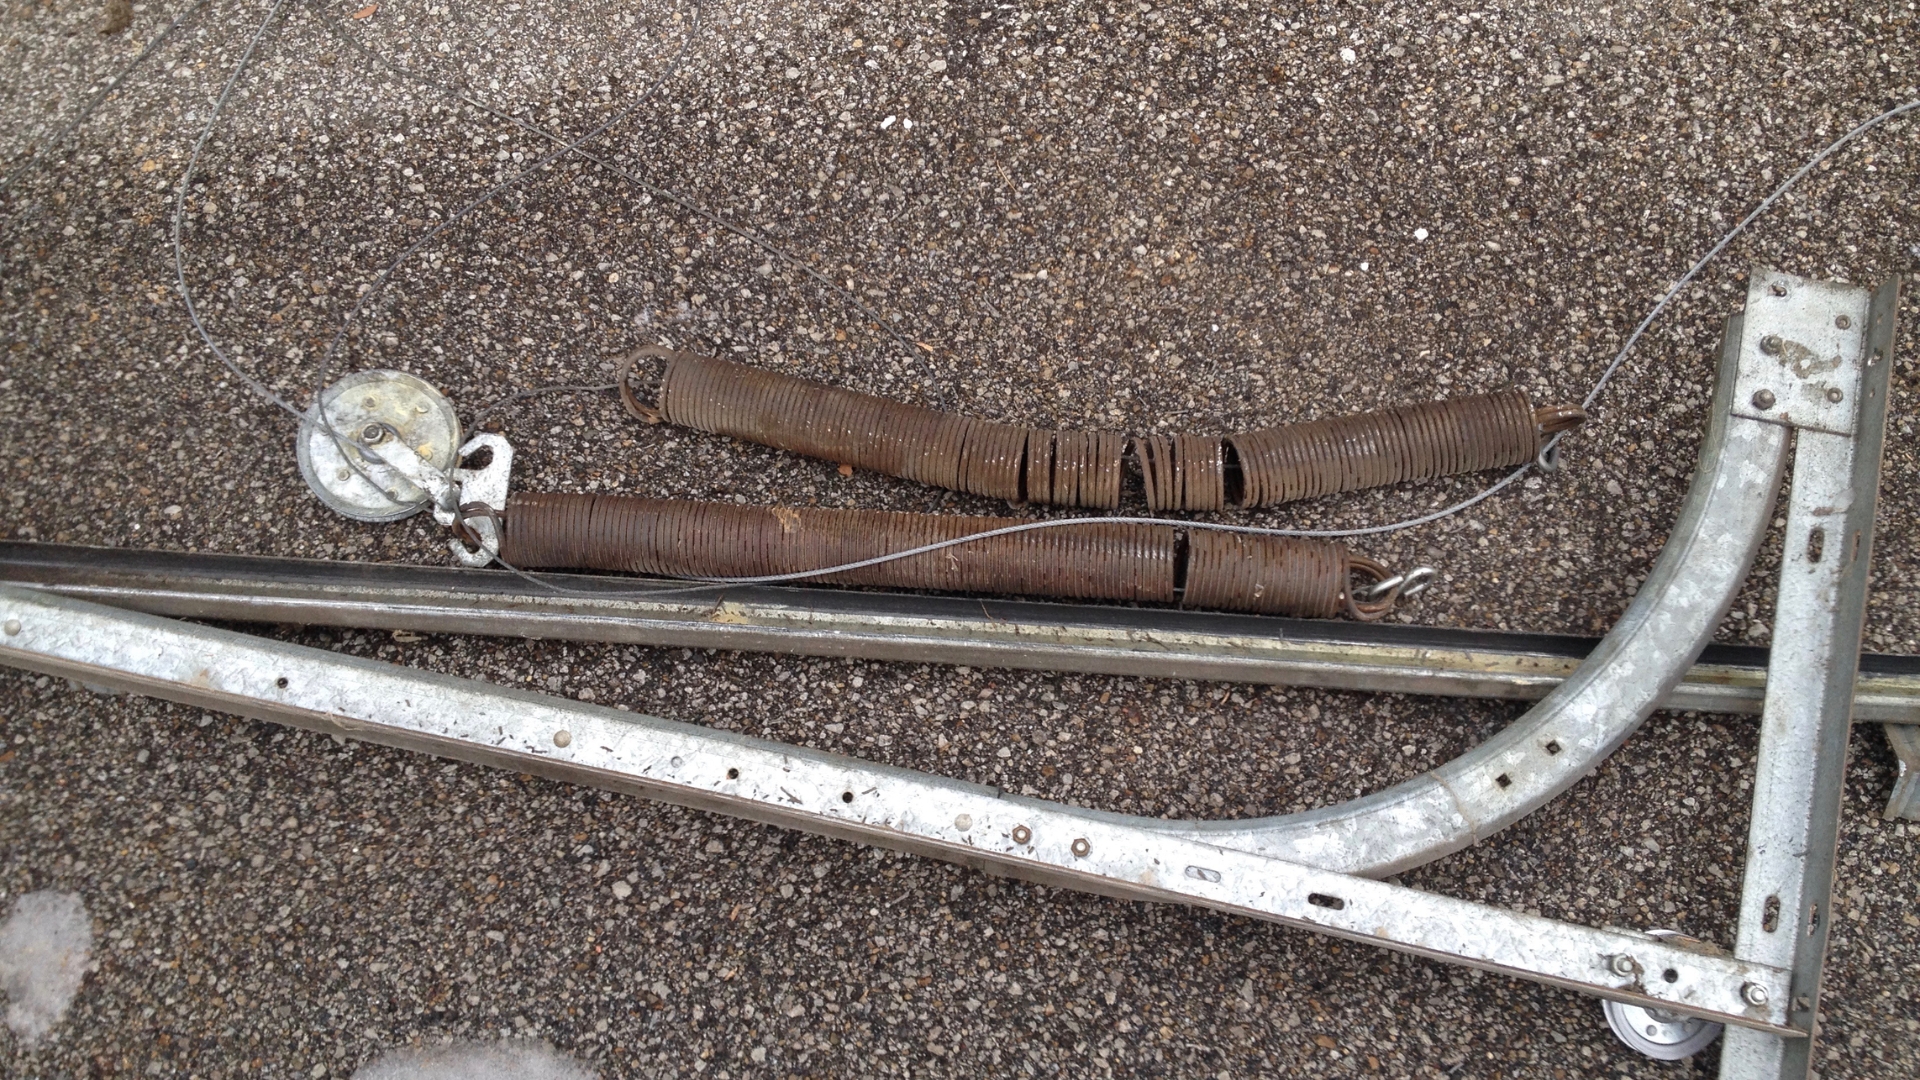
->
<box><xmin>1536</xmin><ymin>437</ymin><xmax>1563</xmax><ymax>474</ymax></box>
<box><xmin>1361</xmin><ymin>566</ymin><xmax>1439</xmax><ymax>603</ymax></box>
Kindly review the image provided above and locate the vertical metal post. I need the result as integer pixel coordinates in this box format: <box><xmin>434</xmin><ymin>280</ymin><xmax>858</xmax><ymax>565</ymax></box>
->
<box><xmin>1718</xmin><ymin>274</ymin><xmax>1899</xmax><ymax>1079</ymax></box>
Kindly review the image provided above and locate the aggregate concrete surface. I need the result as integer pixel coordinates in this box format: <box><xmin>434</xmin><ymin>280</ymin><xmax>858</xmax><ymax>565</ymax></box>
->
<box><xmin>2</xmin><ymin>0</ymin><xmax>1918</xmax><ymax>1076</ymax></box>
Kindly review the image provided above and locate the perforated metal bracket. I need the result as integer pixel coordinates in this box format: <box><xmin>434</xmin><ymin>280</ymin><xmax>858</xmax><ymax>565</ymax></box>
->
<box><xmin>1730</xmin><ymin>268</ymin><xmax>1873</xmax><ymax>436</ymax></box>
<box><xmin>445</xmin><ymin>433</ymin><xmax>513</xmax><ymax>568</ymax></box>
<box><xmin>1717</xmin><ymin>274</ymin><xmax>1899</xmax><ymax>1080</ymax></box>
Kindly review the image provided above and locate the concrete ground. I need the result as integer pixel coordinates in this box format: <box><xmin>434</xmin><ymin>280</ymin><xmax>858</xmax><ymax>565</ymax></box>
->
<box><xmin>2</xmin><ymin>0</ymin><xmax>1918</xmax><ymax>1076</ymax></box>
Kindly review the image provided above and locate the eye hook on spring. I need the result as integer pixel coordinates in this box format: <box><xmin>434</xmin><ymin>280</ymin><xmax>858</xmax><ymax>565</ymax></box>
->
<box><xmin>1343</xmin><ymin>559</ymin><xmax>1439</xmax><ymax>621</ymax></box>
<box><xmin>616</xmin><ymin>344</ymin><xmax>677</xmax><ymax>424</ymax></box>
<box><xmin>1530</xmin><ymin>404</ymin><xmax>1584</xmax><ymax>476</ymax></box>
<box><xmin>1361</xmin><ymin>566</ymin><xmax>1439</xmax><ymax>604</ymax></box>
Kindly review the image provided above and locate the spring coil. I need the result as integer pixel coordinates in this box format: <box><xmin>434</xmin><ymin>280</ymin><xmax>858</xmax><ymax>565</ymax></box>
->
<box><xmin>499</xmin><ymin>492</ymin><xmax>1397</xmax><ymax>618</ymax></box>
<box><xmin>633</xmin><ymin>348</ymin><xmax>1124</xmax><ymax>508</ymax></box>
<box><xmin>1223</xmin><ymin>390</ymin><xmax>1540</xmax><ymax>508</ymax></box>
<box><xmin>621</xmin><ymin>348</ymin><xmax>1582</xmax><ymax>512</ymax></box>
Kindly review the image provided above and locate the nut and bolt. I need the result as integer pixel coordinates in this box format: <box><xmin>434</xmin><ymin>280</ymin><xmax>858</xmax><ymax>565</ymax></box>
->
<box><xmin>1010</xmin><ymin>825</ymin><xmax>1032</xmax><ymax>845</ymax></box>
<box><xmin>1741</xmin><ymin>982</ymin><xmax>1771</xmax><ymax>1007</ymax></box>
<box><xmin>1609</xmin><ymin>954</ymin><xmax>1637</xmax><ymax>977</ymax></box>
<box><xmin>1071</xmin><ymin>838</ymin><xmax>1092</xmax><ymax>858</ymax></box>
<box><xmin>1826</xmin><ymin>387</ymin><xmax>1844</xmax><ymax>403</ymax></box>
<box><xmin>1750</xmin><ymin>389</ymin><xmax>1777</xmax><ymax>410</ymax></box>
<box><xmin>360</xmin><ymin>423</ymin><xmax>387</xmax><ymax>443</ymax></box>
<box><xmin>1759</xmin><ymin>334</ymin><xmax>1784</xmax><ymax>355</ymax></box>
<box><xmin>1835</xmin><ymin>314</ymin><xmax>1851</xmax><ymax>330</ymax></box>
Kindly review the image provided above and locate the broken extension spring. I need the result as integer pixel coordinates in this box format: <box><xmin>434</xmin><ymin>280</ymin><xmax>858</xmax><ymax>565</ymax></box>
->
<box><xmin>498</xmin><ymin>492</ymin><xmax>1417</xmax><ymax>619</ymax></box>
<box><xmin>619</xmin><ymin>348</ymin><xmax>1588</xmax><ymax>512</ymax></box>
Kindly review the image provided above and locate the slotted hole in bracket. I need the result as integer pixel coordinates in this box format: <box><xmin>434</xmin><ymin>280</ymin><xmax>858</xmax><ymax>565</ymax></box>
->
<box><xmin>726</xmin><ymin>767</ymin><xmax>740</xmax><ymax>780</ymax></box>
<box><xmin>840</xmin><ymin>790</ymin><xmax>855</xmax><ymax>803</ymax></box>
<box><xmin>1762</xmin><ymin>894</ymin><xmax>1781</xmax><ymax>933</ymax></box>
<box><xmin>1306</xmin><ymin>893</ymin><xmax>1346</xmax><ymax>911</ymax></box>
<box><xmin>1806</xmin><ymin>527</ymin><xmax>1825</xmax><ymax>564</ymax></box>
<box><xmin>1494</xmin><ymin>773</ymin><xmax>1512</xmax><ymax>789</ymax></box>
<box><xmin>1661</xmin><ymin>968</ymin><xmax>1679</xmax><ymax>984</ymax></box>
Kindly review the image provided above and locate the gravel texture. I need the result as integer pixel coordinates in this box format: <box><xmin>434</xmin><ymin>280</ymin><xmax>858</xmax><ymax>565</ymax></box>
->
<box><xmin>2</xmin><ymin>0</ymin><xmax>1918</xmax><ymax>1076</ymax></box>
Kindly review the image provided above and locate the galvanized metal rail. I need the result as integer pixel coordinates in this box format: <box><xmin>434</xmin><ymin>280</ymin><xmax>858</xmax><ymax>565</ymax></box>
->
<box><xmin>3</xmin><ymin>542</ymin><xmax>1917</xmax><ymax>727</ymax></box>
<box><xmin>0</xmin><ymin>271</ymin><xmax>1897</xmax><ymax>1077</ymax></box>
<box><xmin>1716</xmin><ymin>275</ymin><xmax>1899</xmax><ymax>1077</ymax></box>
<box><xmin>0</xmin><ymin>582</ymin><xmax>1802</xmax><ymax>1033</ymax></box>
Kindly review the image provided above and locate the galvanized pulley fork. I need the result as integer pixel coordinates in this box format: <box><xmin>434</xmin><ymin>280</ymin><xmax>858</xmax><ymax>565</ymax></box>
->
<box><xmin>0</xmin><ymin>269</ymin><xmax>1898</xmax><ymax>1080</ymax></box>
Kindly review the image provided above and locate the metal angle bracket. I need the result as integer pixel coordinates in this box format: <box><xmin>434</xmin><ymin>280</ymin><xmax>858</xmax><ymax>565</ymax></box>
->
<box><xmin>1730</xmin><ymin>268</ymin><xmax>1872</xmax><ymax>437</ymax></box>
<box><xmin>1718</xmin><ymin>272</ymin><xmax>1900</xmax><ymax>1080</ymax></box>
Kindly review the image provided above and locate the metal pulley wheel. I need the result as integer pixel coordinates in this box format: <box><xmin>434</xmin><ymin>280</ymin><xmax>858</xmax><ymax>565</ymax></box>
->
<box><xmin>1600</xmin><ymin>930</ymin><xmax>1726</xmax><ymax>1060</ymax></box>
<box><xmin>1602</xmin><ymin>1000</ymin><xmax>1724</xmax><ymax>1060</ymax></box>
<box><xmin>297</xmin><ymin>370</ymin><xmax>462</xmax><ymax>521</ymax></box>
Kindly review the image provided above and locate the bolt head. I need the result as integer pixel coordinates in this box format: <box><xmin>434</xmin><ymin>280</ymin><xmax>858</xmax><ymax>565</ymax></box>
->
<box><xmin>2</xmin><ymin>619</ymin><xmax>20</xmax><ymax>636</ymax></box>
<box><xmin>1769</xmin><ymin>282</ymin><xmax>1789</xmax><ymax>297</ymax></box>
<box><xmin>552</xmin><ymin>729</ymin><xmax>572</xmax><ymax>748</ymax></box>
<box><xmin>1750</xmin><ymin>389</ymin><xmax>1777</xmax><ymax>410</ymax></box>
<box><xmin>1835</xmin><ymin>314</ymin><xmax>1851</xmax><ymax>330</ymax></box>
<box><xmin>1742</xmin><ymin>982</ymin><xmax>1770</xmax><ymax>1007</ymax></box>
<box><xmin>1825</xmin><ymin>387</ymin><xmax>1844</xmax><ymax>403</ymax></box>
<box><xmin>360</xmin><ymin>423</ymin><xmax>386</xmax><ymax>443</ymax></box>
<box><xmin>1759</xmin><ymin>334</ymin><xmax>1784</xmax><ymax>355</ymax></box>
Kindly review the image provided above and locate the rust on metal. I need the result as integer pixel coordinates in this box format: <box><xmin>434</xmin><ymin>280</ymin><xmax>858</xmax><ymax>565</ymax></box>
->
<box><xmin>499</xmin><ymin>492</ymin><xmax>1398</xmax><ymax>619</ymax></box>
<box><xmin>1223</xmin><ymin>389</ymin><xmax>1542</xmax><ymax>509</ymax></box>
<box><xmin>620</xmin><ymin>347</ymin><xmax>1584</xmax><ymax>512</ymax></box>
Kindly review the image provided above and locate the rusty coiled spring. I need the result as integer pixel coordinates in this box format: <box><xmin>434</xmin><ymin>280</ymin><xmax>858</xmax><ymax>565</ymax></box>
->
<box><xmin>625</xmin><ymin>347</ymin><xmax>1124</xmax><ymax>507</ymax></box>
<box><xmin>499</xmin><ymin>492</ymin><xmax>1409</xmax><ymax>619</ymax></box>
<box><xmin>621</xmin><ymin>348</ymin><xmax>1586</xmax><ymax>512</ymax></box>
